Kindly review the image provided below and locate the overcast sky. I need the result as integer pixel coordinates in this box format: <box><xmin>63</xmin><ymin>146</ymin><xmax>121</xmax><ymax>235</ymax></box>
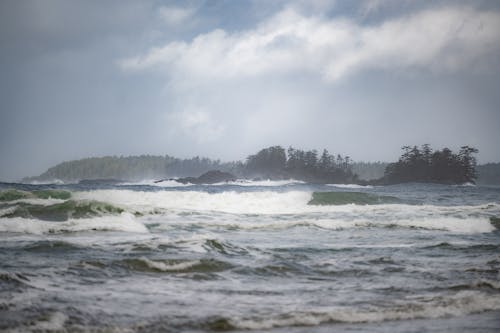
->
<box><xmin>1</xmin><ymin>0</ymin><xmax>500</xmax><ymax>181</ymax></box>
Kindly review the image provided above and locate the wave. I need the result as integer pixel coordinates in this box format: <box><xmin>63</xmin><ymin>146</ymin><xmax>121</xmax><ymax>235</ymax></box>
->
<box><xmin>22</xmin><ymin>240</ymin><xmax>83</xmax><ymax>252</ymax></box>
<box><xmin>422</xmin><ymin>242</ymin><xmax>500</xmax><ymax>251</ymax></box>
<box><xmin>72</xmin><ymin>189</ymin><xmax>408</xmax><ymax>214</ymax></box>
<box><xmin>448</xmin><ymin>280</ymin><xmax>500</xmax><ymax>291</ymax></box>
<box><xmin>67</xmin><ymin>190</ymin><xmax>499</xmax><ymax>233</ymax></box>
<box><xmin>0</xmin><ymin>200</ymin><xmax>125</xmax><ymax>221</ymax></box>
<box><xmin>72</xmin><ymin>190</ymin><xmax>314</xmax><ymax>215</ymax></box>
<box><xmin>0</xmin><ymin>213</ymin><xmax>147</xmax><ymax>234</ymax></box>
<box><xmin>2</xmin><ymin>189</ymin><xmax>498</xmax><ymax>234</ymax></box>
<box><xmin>0</xmin><ymin>189</ymin><xmax>71</xmax><ymax>201</ymax></box>
<box><xmin>156</xmin><ymin>217</ymin><xmax>496</xmax><ymax>233</ymax></box>
<box><xmin>226</xmin><ymin>291</ymin><xmax>500</xmax><ymax>330</ymax></box>
<box><xmin>67</xmin><ymin>189</ymin><xmax>500</xmax><ymax>215</ymax></box>
<box><xmin>490</xmin><ymin>216</ymin><xmax>500</xmax><ymax>229</ymax></box>
<box><xmin>0</xmin><ymin>272</ymin><xmax>32</xmax><ymax>289</ymax></box>
<box><xmin>120</xmin><ymin>257</ymin><xmax>231</xmax><ymax>273</ymax></box>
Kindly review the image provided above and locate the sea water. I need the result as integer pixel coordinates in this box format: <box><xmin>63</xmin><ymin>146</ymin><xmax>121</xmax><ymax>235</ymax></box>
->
<box><xmin>0</xmin><ymin>181</ymin><xmax>499</xmax><ymax>332</ymax></box>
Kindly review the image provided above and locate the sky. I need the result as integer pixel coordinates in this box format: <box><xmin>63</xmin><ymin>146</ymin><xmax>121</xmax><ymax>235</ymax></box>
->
<box><xmin>1</xmin><ymin>0</ymin><xmax>500</xmax><ymax>181</ymax></box>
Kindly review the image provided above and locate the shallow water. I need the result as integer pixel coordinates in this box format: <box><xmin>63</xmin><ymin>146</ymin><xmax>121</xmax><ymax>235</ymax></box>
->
<box><xmin>0</xmin><ymin>181</ymin><xmax>499</xmax><ymax>332</ymax></box>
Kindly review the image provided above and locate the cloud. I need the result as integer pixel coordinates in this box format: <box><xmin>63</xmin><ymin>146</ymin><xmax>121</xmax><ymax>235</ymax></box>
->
<box><xmin>166</xmin><ymin>109</ymin><xmax>225</xmax><ymax>144</ymax></box>
<box><xmin>158</xmin><ymin>5</ymin><xmax>196</xmax><ymax>26</ymax></box>
<box><xmin>120</xmin><ymin>5</ymin><xmax>500</xmax><ymax>82</ymax></box>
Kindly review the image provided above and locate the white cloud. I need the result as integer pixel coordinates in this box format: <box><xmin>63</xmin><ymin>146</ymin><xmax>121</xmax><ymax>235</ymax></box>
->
<box><xmin>121</xmin><ymin>6</ymin><xmax>500</xmax><ymax>82</ymax></box>
<box><xmin>117</xmin><ymin>4</ymin><xmax>500</xmax><ymax>161</ymax></box>
<box><xmin>158</xmin><ymin>5</ymin><xmax>196</xmax><ymax>26</ymax></box>
<box><xmin>166</xmin><ymin>109</ymin><xmax>225</xmax><ymax>143</ymax></box>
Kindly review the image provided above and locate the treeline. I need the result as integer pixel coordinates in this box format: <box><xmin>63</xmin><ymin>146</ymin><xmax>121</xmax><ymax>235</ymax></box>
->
<box><xmin>24</xmin><ymin>146</ymin><xmax>356</xmax><ymax>183</ymax></box>
<box><xmin>24</xmin><ymin>155</ymin><xmax>242</xmax><ymax>182</ymax></box>
<box><xmin>24</xmin><ymin>144</ymin><xmax>487</xmax><ymax>185</ymax></box>
<box><xmin>382</xmin><ymin>145</ymin><xmax>478</xmax><ymax>184</ymax></box>
<box><xmin>245</xmin><ymin>146</ymin><xmax>357</xmax><ymax>183</ymax></box>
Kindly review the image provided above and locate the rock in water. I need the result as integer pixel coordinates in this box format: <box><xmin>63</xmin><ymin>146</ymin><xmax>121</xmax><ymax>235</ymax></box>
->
<box><xmin>174</xmin><ymin>170</ymin><xmax>236</xmax><ymax>185</ymax></box>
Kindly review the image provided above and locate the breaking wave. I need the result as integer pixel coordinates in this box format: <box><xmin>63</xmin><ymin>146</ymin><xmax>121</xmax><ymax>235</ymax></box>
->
<box><xmin>0</xmin><ymin>189</ymin><xmax>71</xmax><ymax>201</ymax></box>
<box><xmin>0</xmin><ymin>213</ymin><xmax>147</xmax><ymax>234</ymax></box>
<box><xmin>0</xmin><ymin>200</ymin><xmax>125</xmax><ymax>221</ymax></box>
<box><xmin>1</xmin><ymin>189</ymin><xmax>498</xmax><ymax>234</ymax></box>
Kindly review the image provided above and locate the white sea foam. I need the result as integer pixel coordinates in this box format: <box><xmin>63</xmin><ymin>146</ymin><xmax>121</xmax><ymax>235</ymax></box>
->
<box><xmin>327</xmin><ymin>183</ymin><xmax>374</xmax><ymax>189</ymax></box>
<box><xmin>126</xmin><ymin>178</ymin><xmax>305</xmax><ymax>187</ymax></box>
<box><xmin>69</xmin><ymin>190</ymin><xmax>499</xmax><ymax>233</ymax></box>
<box><xmin>23</xmin><ymin>179</ymin><xmax>67</xmax><ymax>185</ymax></box>
<box><xmin>122</xmin><ymin>179</ymin><xmax>192</xmax><ymax>187</ymax></box>
<box><xmin>230</xmin><ymin>291</ymin><xmax>500</xmax><ymax>330</ymax></box>
<box><xmin>73</xmin><ymin>190</ymin><xmax>314</xmax><ymax>214</ymax></box>
<box><xmin>0</xmin><ymin>213</ymin><xmax>148</xmax><ymax>234</ymax></box>
<box><xmin>30</xmin><ymin>312</ymin><xmax>68</xmax><ymax>331</ymax></box>
<box><xmin>454</xmin><ymin>182</ymin><xmax>477</xmax><ymax>187</ymax></box>
<box><xmin>8</xmin><ymin>198</ymin><xmax>68</xmax><ymax>206</ymax></box>
<box><xmin>138</xmin><ymin>257</ymin><xmax>201</xmax><ymax>271</ymax></box>
<box><xmin>222</xmin><ymin>179</ymin><xmax>305</xmax><ymax>186</ymax></box>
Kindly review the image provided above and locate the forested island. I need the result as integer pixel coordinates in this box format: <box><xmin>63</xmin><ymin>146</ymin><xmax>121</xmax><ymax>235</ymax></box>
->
<box><xmin>22</xmin><ymin>144</ymin><xmax>500</xmax><ymax>185</ymax></box>
<box><xmin>379</xmin><ymin>145</ymin><xmax>479</xmax><ymax>185</ymax></box>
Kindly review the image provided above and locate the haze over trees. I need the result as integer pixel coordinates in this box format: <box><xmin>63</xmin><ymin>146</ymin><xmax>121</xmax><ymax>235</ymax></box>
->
<box><xmin>476</xmin><ymin>163</ymin><xmax>500</xmax><ymax>185</ymax></box>
<box><xmin>352</xmin><ymin>162</ymin><xmax>388</xmax><ymax>181</ymax></box>
<box><xmin>23</xmin><ymin>155</ymin><xmax>242</xmax><ymax>182</ymax></box>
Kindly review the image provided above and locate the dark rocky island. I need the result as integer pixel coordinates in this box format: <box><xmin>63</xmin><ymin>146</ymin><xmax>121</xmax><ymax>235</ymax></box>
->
<box><xmin>156</xmin><ymin>170</ymin><xmax>236</xmax><ymax>185</ymax></box>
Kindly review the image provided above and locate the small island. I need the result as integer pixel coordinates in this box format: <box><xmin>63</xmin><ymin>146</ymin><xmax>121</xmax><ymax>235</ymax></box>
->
<box><xmin>376</xmin><ymin>145</ymin><xmax>479</xmax><ymax>185</ymax></box>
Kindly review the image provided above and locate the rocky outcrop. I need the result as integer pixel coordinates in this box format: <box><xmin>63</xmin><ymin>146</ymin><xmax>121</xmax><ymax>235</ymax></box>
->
<box><xmin>156</xmin><ymin>170</ymin><xmax>236</xmax><ymax>185</ymax></box>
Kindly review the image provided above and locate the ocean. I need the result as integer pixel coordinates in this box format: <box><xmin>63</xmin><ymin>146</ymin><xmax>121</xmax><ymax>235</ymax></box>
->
<box><xmin>0</xmin><ymin>180</ymin><xmax>499</xmax><ymax>332</ymax></box>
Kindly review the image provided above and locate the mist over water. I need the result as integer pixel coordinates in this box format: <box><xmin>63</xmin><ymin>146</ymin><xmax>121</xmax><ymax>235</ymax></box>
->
<box><xmin>1</xmin><ymin>181</ymin><xmax>499</xmax><ymax>332</ymax></box>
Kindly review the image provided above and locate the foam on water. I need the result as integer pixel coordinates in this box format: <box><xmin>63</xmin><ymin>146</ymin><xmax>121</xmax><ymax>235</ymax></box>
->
<box><xmin>122</xmin><ymin>179</ymin><xmax>191</xmax><ymax>187</ymax></box>
<box><xmin>126</xmin><ymin>178</ymin><xmax>306</xmax><ymax>187</ymax></box>
<box><xmin>230</xmin><ymin>291</ymin><xmax>500</xmax><ymax>330</ymax></box>
<box><xmin>73</xmin><ymin>189</ymin><xmax>314</xmax><ymax>214</ymax></box>
<box><xmin>137</xmin><ymin>258</ymin><xmax>202</xmax><ymax>272</ymax></box>
<box><xmin>145</xmin><ymin>215</ymin><xmax>495</xmax><ymax>233</ymax></box>
<box><xmin>67</xmin><ymin>190</ymin><xmax>500</xmax><ymax>233</ymax></box>
<box><xmin>0</xmin><ymin>213</ymin><xmax>147</xmax><ymax>234</ymax></box>
<box><xmin>327</xmin><ymin>184</ymin><xmax>374</xmax><ymax>189</ymax></box>
<box><xmin>72</xmin><ymin>189</ymin><xmax>500</xmax><ymax>214</ymax></box>
<box><xmin>18</xmin><ymin>312</ymin><xmax>69</xmax><ymax>332</ymax></box>
<box><xmin>22</xmin><ymin>179</ymin><xmax>66</xmax><ymax>185</ymax></box>
<box><xmin>7</xmin><ymin>198</ymin><xmax>68</xmax><ymax>206</ymax></box>
<box><xmin>222</xmin><ymin>179</ymin><xmax>305</xmax><ymax>186</ymax></box>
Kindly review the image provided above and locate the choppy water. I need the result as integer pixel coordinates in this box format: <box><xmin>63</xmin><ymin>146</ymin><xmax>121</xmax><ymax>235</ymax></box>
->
<box><xmin>0</xmin><ymin>181</ymin><xmax>499</xmax><ymax>332</ymax></box>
